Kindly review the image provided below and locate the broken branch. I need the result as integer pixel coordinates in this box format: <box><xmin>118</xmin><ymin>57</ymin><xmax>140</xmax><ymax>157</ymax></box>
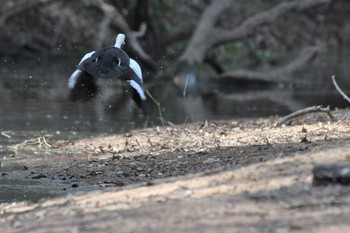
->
<box><xmin>276</xmin><ymin>105</ymin><xmax>333</xmax><ymax>126</ymax></box>
<box><xmin>85</xmin><ymin>0</ymin><xmax>158</xmax><ymax>70</ymax></box>
<box><xmin>218</xmin><ymin>45</ymin><xmax>321</xmax><ymax>82</ymax></box>
<box><xmin>180</xmin><ymin>0</ymin><xmax>330</xmax><ymax>66</ymax></box>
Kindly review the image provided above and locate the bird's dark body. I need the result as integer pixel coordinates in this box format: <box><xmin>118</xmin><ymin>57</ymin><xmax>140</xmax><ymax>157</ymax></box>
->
<box><xmin>69</xmin><ymin>46</ymin><xmax>146</xmax><ymax>113</ymax></box>
<box><xmin>79</xmin><ymin>47</ymin><xmax>131</xmax><ymax>80</ymax></box>
<box><xmin>69</xmin><ymin>72</ymin><xmax>98</xmax><ymax>102</ymax></box>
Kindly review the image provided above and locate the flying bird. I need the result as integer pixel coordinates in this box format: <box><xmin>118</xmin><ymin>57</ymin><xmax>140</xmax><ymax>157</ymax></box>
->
<box><xmin>68</xmin><ymin>33</ymin><xmax>146</xmax><ymax>112</ymax></box>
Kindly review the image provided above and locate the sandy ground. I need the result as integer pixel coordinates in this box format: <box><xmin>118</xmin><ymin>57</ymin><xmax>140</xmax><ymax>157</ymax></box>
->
<box><xmin>0</xmin><ymin>109</ymin><xmax>350</xmax><ymax>232</ymax></box>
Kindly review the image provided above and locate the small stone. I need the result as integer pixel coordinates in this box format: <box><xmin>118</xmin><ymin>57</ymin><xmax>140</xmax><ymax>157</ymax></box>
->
<box><xmin>31</xmin><ymin>174</ymin><xmax>47</xmax><ymax>179</ymax></box>
<box><xmin>313</xmin><ymin>165</ymin><xmax>350</xmax><ymax>186</ymax></box>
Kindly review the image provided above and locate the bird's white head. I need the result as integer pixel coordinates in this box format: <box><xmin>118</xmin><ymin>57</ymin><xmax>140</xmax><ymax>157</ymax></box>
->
<box><xmin>114</xmin><ymin>33</ymin><xmax>126</xmax><ymax>48</ymax></box>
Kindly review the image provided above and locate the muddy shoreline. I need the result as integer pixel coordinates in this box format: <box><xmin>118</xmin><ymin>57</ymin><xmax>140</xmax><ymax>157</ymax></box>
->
<box><xmin>1</xmin><ymin>109</ymin><xmax>350</xmax><ymax>232</ymax></box>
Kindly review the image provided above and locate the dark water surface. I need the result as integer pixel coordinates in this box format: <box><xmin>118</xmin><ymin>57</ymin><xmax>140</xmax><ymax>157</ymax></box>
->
<box><xmin>0</xmin><ymin>55</ymin><xmax>348</xmax><ymax>136</ymax></box>
<box><xmin>0</xmin><ymin>53</ymin><xmax>349</xmax><ymax>202</ymax></box>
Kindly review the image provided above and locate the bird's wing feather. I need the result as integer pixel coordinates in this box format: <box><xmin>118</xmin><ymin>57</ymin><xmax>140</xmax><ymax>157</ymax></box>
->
<box><xmin>129</xmin><ymin>58</ymin><xmax>143</xmax><ymax>83</ymax></box>
<box><xmin>68</xmin><ymin>51</ymin><xmax>95</xmax><ymax>88</ymax></box>
<box><xmin>68</xmin><ymin>70</ymin><xmax>82</xmax><ymax>88</ymax></box>
<box><xmin>78</xmin><ymin>51</ymin><xmax>95</xmax><ymax>65</ymax></box>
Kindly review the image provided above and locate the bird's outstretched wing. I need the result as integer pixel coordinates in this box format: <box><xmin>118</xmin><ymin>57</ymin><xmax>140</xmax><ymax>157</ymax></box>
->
<box><xmin>128</xmin><ymin>58</ymin><xmax>147</xmax><ymax>107</ymax></box>
<box><xmin>129</xmin><ymin>58</ymin><xmax>143</xmax><ymax>83</ymax></box>
<box><xmin>68</xmin><ymin>51</ymin><xmax>95</xmax><ymax>89</ymax></box>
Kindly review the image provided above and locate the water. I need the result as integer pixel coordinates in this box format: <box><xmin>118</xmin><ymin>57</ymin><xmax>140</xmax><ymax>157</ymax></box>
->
<box><xmin>0</xmin><ymin>52</ymin><xmax>349</xmax><ymax>203</ymax></box>
<box><xmin>0</xmin><ymin>55</ymin><xmax>349</xmax><ymax>135</ymax></box>
<box><xmin>0</xmin><ymin>175</ymin><xmax>66</xmax><ymax>203</ymax></box>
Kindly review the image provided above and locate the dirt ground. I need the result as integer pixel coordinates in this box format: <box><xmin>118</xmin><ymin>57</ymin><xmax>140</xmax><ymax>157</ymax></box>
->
<box><xmin>1</xmin><ymin>109</ymin><xmax>350</xmax><ymax>233</ymax></box>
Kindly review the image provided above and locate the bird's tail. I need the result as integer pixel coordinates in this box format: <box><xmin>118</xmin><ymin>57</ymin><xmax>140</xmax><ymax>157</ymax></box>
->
<box><xmin>127</xmin><ymin>79</ymin><xmax>147</xmax><ymax>113</ymax></box>
<box><xmin>128</xmin><ymin>80</ymin><xmax>146</xmax><ymax>100</ymax></box>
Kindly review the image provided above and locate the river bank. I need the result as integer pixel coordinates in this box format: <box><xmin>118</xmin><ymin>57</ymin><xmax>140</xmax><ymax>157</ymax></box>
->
<box><xmin>1</xmin><ymin>109</ymin><xmax>350</xmax><ymax>232</ymax></box>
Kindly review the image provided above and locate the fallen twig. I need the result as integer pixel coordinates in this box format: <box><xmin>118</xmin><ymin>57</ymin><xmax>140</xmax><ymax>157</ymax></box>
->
<box><xmin>331</xmin><ymin>75</ymin><xmax>350</xmax><ymax>104</ymax></box>
<box><xmin>10</xmin><ymin>136</ymin><xmax>52</xmax><ymax>153</ymax></box>
<box><xmin>183</xmin><ymin>75</ymin><xmax>189</xmax><ymax>98</ymax></box>
<box><xmin>41</xmin><ymin>137</ymin><xmax>52</xmax><ymax>148</ymax></box>
<box><xmin>146</xmin><ymin>91</ymin><xmax>175</xmax><ymax>127</ymax></box>
<box><xmin>276</xmin><ymin>105</ymin><xmax>333</xmax><ymax>126</ymax></box>
<box><xmin>1</xmin><ymin>131</ymin><xmax>12</xmax><ymax>139</ymax></box>
<box><xmin>146</xmin><ymin>90</ymin><xmax>166</xmax><ymax>126</ymax></box>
